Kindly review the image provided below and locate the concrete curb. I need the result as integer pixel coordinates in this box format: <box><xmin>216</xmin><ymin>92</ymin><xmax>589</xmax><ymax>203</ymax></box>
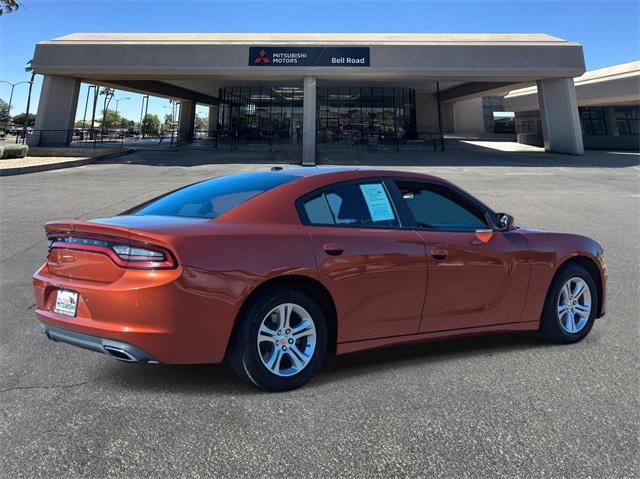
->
<box><xmin>0</xmin><ymin>149</ymin><xmax>135</xmax><ymax>176</ymax></box>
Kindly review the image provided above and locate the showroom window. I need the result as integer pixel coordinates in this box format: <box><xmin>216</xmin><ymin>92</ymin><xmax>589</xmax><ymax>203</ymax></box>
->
<box><xmin>518</xmin><ymin>120</ymin><xmax>539</xmax><ymax>134</ymax></box>
<box><xmin>615</xmin><ymin>105</ymin><xmax>639</xmax><ymax>136</ymax></box>
<box><xmin>217</xmin><ymin>86</ymin><xmax>304</xmax><ymax>145</ymax></box>
<box><xmin>316</xmin><ymin>87</ymin><xmax>417</xmax><ymax>146</ymax></box>
<box><xmin>579</xmin><ymin>107</ymin><xmax>607</xmax><ymax>135</ymax></box>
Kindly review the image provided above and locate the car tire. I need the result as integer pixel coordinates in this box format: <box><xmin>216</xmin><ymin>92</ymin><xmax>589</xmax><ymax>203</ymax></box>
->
<box><xmin>539</xmin><ymin>263</ymin><xmax>598</xmax><ymax>344</ymax></box>
<box><xmin>227</xmin><ymin>287</ymin><xmax>328</xmax><ymax>391</ymax></box>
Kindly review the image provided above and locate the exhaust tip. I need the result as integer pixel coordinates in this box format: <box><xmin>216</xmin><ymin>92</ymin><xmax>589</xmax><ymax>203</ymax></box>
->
<box><xmin>103</xmin><ymin>346</ymin><xmax>138</xmax><ymax>362</ymax></box>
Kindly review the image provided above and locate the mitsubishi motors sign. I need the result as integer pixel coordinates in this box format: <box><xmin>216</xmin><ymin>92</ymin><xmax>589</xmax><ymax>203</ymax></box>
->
<box><xmin>249</xmin><ymin>46</ymin><xmax>370</xmax><ymax>67</ymax></box>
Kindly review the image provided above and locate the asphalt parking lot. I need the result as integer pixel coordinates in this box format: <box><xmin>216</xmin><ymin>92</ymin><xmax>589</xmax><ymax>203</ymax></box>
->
<box><xmin>1</xmin><ymin>145</ymin><xmax>638</xmax><ymax>478</ymax></box>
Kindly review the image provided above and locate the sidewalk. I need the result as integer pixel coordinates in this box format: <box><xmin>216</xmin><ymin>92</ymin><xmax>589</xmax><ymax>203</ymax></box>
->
<box><xmin>0</xmin><ymin>148</ymin><xmax>132</xmax><ymax>176</ymax></box>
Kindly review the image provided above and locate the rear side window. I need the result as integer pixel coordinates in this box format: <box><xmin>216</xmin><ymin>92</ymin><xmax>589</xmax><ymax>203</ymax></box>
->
<box><xmin>132</xmin><ymin>172</ymin><xmax>297</xmax><ymax>219</ymax></box>
<box><xmin>395</xmin><ymin>181</ymin><xmax>488</xmax><ymax>230</ymax></box>
<box><xmin>301</xmin><ymin>182</ymin><xmax>399</xmax><ymax>228</ymax></box>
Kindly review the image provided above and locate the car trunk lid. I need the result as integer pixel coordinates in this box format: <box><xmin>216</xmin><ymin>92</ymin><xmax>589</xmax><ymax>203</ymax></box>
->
<box><xmin>45</xmin><ymin>220</ymin><xmax>180</xmax><ymax>283</ymax></box>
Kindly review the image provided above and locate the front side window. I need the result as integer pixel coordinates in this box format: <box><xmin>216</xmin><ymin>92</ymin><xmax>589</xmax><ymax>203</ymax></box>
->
<box><xmin>579</xmin><ymin>107</ymin><xmax>607</xmax><ymax>136</ymax></box>
<box><xmin>395</xmin><ymin>181</ymin><xmax>488</xmax><ymax>230</ymax></box>
<box><xmin>301</xmin><ymin>182</ymin><xmax>399</xmax><ymax>228</ymax></box>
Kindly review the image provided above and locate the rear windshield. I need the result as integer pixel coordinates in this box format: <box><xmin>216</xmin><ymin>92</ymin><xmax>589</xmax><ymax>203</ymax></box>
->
<box><xmin>131</xmin><ymin>172</ymin><xmax>297</xmax><ymax>219</ymax></box>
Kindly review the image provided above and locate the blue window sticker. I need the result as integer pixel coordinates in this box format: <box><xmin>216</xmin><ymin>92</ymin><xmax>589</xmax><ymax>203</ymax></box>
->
<box><xmin>359</xmin><ymin>183</ymin><xmax>396</xmax><ymax>222</ymax></box>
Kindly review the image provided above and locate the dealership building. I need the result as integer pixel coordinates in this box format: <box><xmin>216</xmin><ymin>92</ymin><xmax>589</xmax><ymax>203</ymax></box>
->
<box><xmin>31</xmin><ymin>33</ymin><xmax>589</xmax><ymax>164</ymax></box>
<box><xmin>505</xmin><ymin>61</ymin><xmax>639</xmax><ymax>151</ymax></box>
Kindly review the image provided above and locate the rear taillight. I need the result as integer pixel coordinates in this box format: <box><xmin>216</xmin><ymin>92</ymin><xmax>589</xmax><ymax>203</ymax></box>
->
<box><xmin>48</xmin><ymin>234</ymin><xmax>177</xmax><ymax>269</ymax></box>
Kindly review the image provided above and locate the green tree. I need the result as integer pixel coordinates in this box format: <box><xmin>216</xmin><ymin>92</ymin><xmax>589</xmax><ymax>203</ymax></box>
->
<box><xmin>0</xmin><ymin>0</ymin><xmax>21</xmax><ymax>15</ymax></box>
<box><xmin>163</xmin><ymin>113</ymin><xmax>173</xmax><ymax>131</ymax></box>
<box><xmin>101</xmin><ymin>109</ymin><xmax>129</xmax><ymax>129</ymax></box>
<box><xmin>11</xmin><ymin>112</ymin><xmax>35</xmax><ymax>127</ymax></box>
<box><xmin>0</xmin><ymin>99</ymin><xmax>9</xmax><ymax>125</ymax></box>
<box><xmin>195</xmin><ymin>114</ymin><xmax>208</xmax><ymax>131</ymax></box>
<box><xmin>141</xmin><ymin>114</ymin><xmax>160</xmax><ymax>135</ymax></box>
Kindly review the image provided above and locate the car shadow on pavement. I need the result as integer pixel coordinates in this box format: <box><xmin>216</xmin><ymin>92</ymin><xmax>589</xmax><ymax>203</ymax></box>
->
<box><xmin>95</xmin><ymin>331</ymin><xmax>549</xmax><ymax>394</ymax></box>
<box><xmin>96</xmin><ymin>360</ymin><xmax>256</xmax><ymax>396</ymax></box>
<box><xmin>313</xmin><ymin>332</ymin><xmax>549</xmax><ymax>386</ymax></box>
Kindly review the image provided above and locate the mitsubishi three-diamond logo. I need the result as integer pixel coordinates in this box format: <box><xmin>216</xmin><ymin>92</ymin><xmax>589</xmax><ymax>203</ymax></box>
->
<box><xmin>254</xmin><ymin>49</ymin><xmax>270</xmax><ymax>64</ymax></box>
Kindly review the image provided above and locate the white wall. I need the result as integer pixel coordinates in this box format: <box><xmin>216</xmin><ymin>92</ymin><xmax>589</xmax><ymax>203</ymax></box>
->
<box><xmin>452</xmin><ymin>97</ymin><xmax>485</xmax><ymax>134</ymax></box>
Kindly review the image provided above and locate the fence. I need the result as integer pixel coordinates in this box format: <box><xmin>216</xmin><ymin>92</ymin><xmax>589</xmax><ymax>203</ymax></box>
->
<box><xmin>317</xmin><ymin>131</ymin><xmax>443</xmax><ymax>152</ymax></box>
<box><xmin>14</xmin><ymin>129</ymin><xmax>181</xmax><ymax>150</ymax></box>
<box><xmin>9</xmin><ymin>128</ymin><xmax>445</xmax><ymax>153</ymax></box>
<box><xmin>203</xmin><ymin>129</ymin><xmax>444</xmax><ymax>153</ymax></box>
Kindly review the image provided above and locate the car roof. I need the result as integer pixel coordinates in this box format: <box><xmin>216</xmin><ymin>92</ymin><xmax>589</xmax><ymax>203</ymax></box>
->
<box><xmin>219</xmin><ymin>166</ymin><xmax>455</xmax><ymax>225</ymax></box>
<box><xmin>272</xmin><ymin>166</ymin><xmax>442</xmax><ymax>182</ymax></box>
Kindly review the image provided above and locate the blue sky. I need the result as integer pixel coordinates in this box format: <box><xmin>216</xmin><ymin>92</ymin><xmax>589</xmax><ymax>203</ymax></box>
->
<box><xmin>1</xmin><ymin>0</ymin><xmax>638</xmax><ymax>123</ymax></box>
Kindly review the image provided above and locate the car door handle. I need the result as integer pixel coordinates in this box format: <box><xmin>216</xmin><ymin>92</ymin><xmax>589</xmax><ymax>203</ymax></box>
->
<box><xmin>431</xmin><ymin>249</ymin><xmax>448</xmax><ymax>260</ymax></box>
<box><xmin>323</xmin><ymin>243</ymin><xmax>344</xmax><ymax>256</ymax></box>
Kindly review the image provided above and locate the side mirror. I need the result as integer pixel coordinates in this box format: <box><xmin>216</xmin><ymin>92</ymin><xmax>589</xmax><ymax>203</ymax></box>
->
<box><xmin>495</xmin><ymin>212</ymin><xmax>514</xmax><ymax>231</ymax></box>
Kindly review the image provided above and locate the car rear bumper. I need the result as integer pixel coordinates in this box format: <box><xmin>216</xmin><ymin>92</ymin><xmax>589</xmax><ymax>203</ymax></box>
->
<box><xmin>33</xmin><ymin>264</ymin><xmax>239</xmax><ymax>364</ymax></box>
<box><xmin>39</xmin><ymin>321</ymin><xmax>159</xmax><ymax>363</ymax></box>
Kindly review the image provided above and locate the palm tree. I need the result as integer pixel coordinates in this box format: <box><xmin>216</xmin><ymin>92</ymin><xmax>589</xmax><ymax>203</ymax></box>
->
<box><xmin>22</xmin><ymin>59</ymin><xmax>35</xmax><ymax>141</ymax></box>
<box><xmin>0</xmin><ymin>0</ymin><xmax>21</xmax><ymax>15</ymax></box>
<box><xmin>99</xmin><ymin>87</ymin><xmax>115</xmax><ymax>133</ymax></box>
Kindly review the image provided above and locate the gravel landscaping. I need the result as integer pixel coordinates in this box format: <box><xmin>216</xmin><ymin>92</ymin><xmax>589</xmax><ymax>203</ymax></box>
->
<box><xmin>0</xmin><ymin>156</ymin><xmax>90</xmax><ymax>169</ymax></box>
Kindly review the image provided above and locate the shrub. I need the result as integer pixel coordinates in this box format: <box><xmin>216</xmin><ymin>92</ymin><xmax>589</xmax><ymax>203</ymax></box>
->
<box><xmin>1</xmin><ymin>144</ymin><xmax>28</xmax><ymax>159</ymax></box>
<box><xmin>0</xmin><ymin>146</ymin><xmax>3</xmax><ymax>158</ymax></box>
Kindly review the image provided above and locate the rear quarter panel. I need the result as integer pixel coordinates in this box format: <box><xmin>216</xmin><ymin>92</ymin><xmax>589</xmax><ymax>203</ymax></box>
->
<box><xmin>170</xmin><ymin>223</ymin><xmax>320</xmax><ymax>360</ymax></box>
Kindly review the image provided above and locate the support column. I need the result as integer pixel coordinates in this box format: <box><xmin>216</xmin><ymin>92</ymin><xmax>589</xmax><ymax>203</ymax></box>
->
<box><xmin>208</xmin><ymin>106</ymin><xmax>218</xmax><ymax>138</ymax></box>
<box><xmin>537</xmin><ymin>78</ymin><xmax>584</xmax><ymax>155</ymax></box>
<box><xmin>178</xmin><ymin>100</ymin><xmax>196</xmax><ymax>143</ymax></box>
<box><xmin>302</xmin><ymin>76</ymin><xmax>317</xmax><ymax>166</ymax></box>
<box><xmin>29</xmin><ymin>75</ymin><xmax>81</xmax><ymax>146</ymax></box>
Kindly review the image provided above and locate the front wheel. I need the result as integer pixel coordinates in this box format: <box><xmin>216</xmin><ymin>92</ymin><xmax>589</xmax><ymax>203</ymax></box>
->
<box><xmin>227</xmin><ymin>288</ymin><xmax>327</xmax><ymax>391</ymax></box>
<box><xmin>540</xmin><ymin>264</ymin><xmax>598</xmax><ymax>343</ymax></box>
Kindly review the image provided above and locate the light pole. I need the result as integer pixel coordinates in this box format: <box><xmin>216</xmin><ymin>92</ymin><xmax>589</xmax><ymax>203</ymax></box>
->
<box><xmin>0</xmin><ymin>80</ymin><xmax>32</xmax><ymax>133</ymax></box>
<box><xmin>81</xmin><ymin>85</ymin><xmax>95</xmax><ymax>131</ymax></box>
<box><xmin>113</xmin><ymin>97</ymin><xmax>130</xmax><ymax>130</ymax></box>
<box><xmin>171</xmin><ymin>100</ymin><xmax>180</xmax><ymax>147</ymax></box>
<box><xmin>139</xmin><ymin>95</ymin><xmax>149</xmax><ymax>138</ymax></box>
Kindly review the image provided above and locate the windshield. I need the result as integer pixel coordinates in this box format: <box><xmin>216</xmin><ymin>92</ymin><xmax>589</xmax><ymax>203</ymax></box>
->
<box><xmin>131</xmin><ymin>172</ymin><xmax>297</xmax><ymax>219</ymax></box>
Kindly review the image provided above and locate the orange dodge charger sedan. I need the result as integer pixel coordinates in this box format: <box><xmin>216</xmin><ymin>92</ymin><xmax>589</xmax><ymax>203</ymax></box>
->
<box><xmin>34</xmin><ymin>168</ymin><xmax>606</xmax><ymax>391</ymax></box>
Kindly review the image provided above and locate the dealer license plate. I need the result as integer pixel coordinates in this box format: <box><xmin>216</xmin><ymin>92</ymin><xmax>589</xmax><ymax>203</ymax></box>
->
<box><xmin>54</xmin><ymin>290</ymin><xmax>78</xmax><ymax>317</ymax></box>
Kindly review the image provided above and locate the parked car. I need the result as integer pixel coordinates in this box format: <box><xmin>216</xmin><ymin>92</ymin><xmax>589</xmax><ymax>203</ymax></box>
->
<box><xmin>33</xmin><ymin>168</ymin><xmax>606</xmax><ymax>391</ymax></box>
<box><xmin>15</xmin><ymin>127</ymin><xmax>34</xmax><ymax>138</ymax></box>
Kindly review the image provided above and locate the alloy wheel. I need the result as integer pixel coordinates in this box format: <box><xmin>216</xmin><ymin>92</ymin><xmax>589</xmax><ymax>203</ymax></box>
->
<box><xmin>256</xmin><ymin>303</ymin><xmax>317</xmax><ymax>377</ymax></box>
<box><xmin>557</xmin><ymin>276</ymin><xmax>592</xmax><ymax>334</ymax></box>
